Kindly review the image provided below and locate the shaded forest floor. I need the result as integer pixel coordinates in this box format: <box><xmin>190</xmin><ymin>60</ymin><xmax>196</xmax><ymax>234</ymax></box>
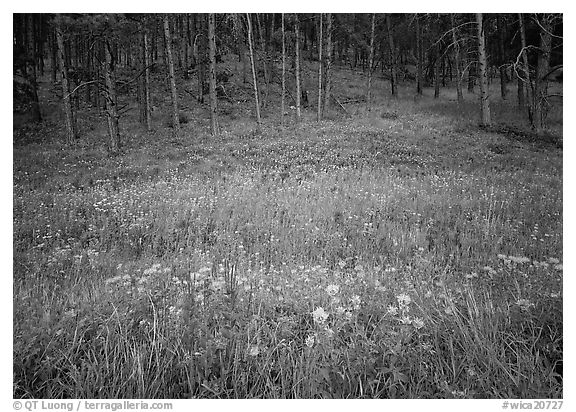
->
<box><xmin>13</xmin><ymin>57</ymin><xmax>563</xmax><ymax>398</ymax></box>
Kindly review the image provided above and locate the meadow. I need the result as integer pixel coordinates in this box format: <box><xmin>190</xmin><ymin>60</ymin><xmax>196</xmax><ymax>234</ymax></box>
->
<box><xmin>13</xmin><ymin>62</ymin><xmax>563</xmax><ymax>398</ymax></box>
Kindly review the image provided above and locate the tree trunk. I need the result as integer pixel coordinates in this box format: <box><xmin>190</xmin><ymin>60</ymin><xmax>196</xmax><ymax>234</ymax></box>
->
<box><xmin>322</xmin><ymin>13</ymin><xmax>333</xmax><ymax>116</ymax></box>
<box><xmin>386</xmin><ymin>14</ymin><xmax>397</xmax><ymax>97</ymax></box>
<box><xmin>415</xmin><ymin>15</ymin><xmax>423</xmax><ymax>95</ymax></box>
<box><xmin>104</xmin><ymin>40</ymin><xmax>120</xmax><ymax>153</ymax></box>
<box><xmin>281</xmin><ymin>13</ymin><xmax>286</xmax><ymax>125</ymax></box>
<box><xmin>295</xmin><ymin>14</ymin><xmax>302</xmax><ymax>121</ymax></box>
<box><xmin>26</xmin><ymin>14</ymin><xmax>41</xmax><ymax>122</ymax></box>
<box><xmin>517</xmin><ymin>72</ymin><xmax>525</xmax><ymax>108</ymax></box>
<box><xmin>434</xmin><ymin>53</ymin><xmax>441</xmax><ymax>98</ymax></box>
<box><xmin>450</xmin><ymin>14</ymin><xmax>463</xmax><ymax>103</ymax></box>
<box><xmin>467</xmin><ymin>58</ymin><xmax>475</xmax><ymax>93</ymax></box>
<box><xmin>519</xmin><ymin>13</ymin><xmax>534</xmax><ymax>126</ymax></box>
<box><xmin>317</xmin><ymin>13</ymin><xmax>323</xmax><ymax>122</ymax></box>
<box><xmin>256</xmin><ymin>14</ymin><xmax>269</xmax><ymax>108</ymax></box>
<box><xmin>197</xmin><ymin>14</ymin><xmax>206</xmax><ymax>104</ymax></box>
<box><xmin>55</xmin><ymin>16</ymin><xmax>76</xmax><ymax>143</ymax></box>
<box><xmin>246</xmin><ymin>13</ymin><xmax>261</xmax><ymax>126</ymax></box>
<box><xmin>143</xmin><ymin>23</ymin><xmax>152</xmax><ymax>131</ymax></box>
<box><xmin>164</xmin><ymin>14</ymin><xmax>180</xmax><ymax>130</ymax></box>
<box><xmin>476</xmin><ymin>13</ymin><xmax>491</xmax><ymax>126</ymax></box>
<box><xmin>366</xmin><ymin>13</ymin><xmax>376</xmax><ymax>110</ymax></box>
<box><xmin>534</xmin><ymin>14</ymin><xmax>553</xmax><ymax>131</ymax></box>
<box><xmin>497</xmin><ymin>15</ymin><xmax>508</xmax><ymax>100</ymax></box>
<box><xmin>183</xmin><ymin>14</ymin><xmax>189</xmax><ymax>79</ymax></box>
<box><xmin>51</xmin><ymin>27</ymin><xmax>57</xmax><ymax>84</ymax></box>
<box><xmin>208</xmin><ymin>13</ymin><xmax>219</xmax><ymax>135</ymax></box>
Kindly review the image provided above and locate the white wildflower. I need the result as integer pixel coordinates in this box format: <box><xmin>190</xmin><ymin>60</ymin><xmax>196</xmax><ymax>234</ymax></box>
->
<box><xmin>396</xmin><ymin>293</ymin><xmax>412</xmax><ymax>306</ymax></box>
<box><xmin>305</xmin><ymin>335</ymin><xmax>315</xmax><ymax>348</ymax></box>
<box><xmin>311</xmin><ymin>307</ymin><xmax>329</xmax><ymax>324</ymax></box>
<box><xmin>387</xmin><ymin>305</ymin><xmax>399</xmax><ymax>315</ymax></box>
<box><xmin>412</xmin><ymin>317</ymin><xmax>425</xmax><ymax>329</ymax></box>
<box><xmin>326</xmin><ymin>284</ymin><xmax>340</xmax><ymax>296</ymax></box>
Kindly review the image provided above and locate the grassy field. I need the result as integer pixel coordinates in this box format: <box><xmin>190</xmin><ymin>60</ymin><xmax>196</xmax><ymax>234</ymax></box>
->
<box><xmin>13</xmin><ymin>59</ymin><xmax>563</xmax><ymax>398</ymax></box>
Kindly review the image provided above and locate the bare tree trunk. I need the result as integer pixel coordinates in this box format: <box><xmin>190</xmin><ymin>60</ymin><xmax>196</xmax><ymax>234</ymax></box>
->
<box><xmin>51</xmin><ymin>28</ymin><xmax>57</xmax><ymax>84</ymax></box>
<box><xmin>256</xmin><ymin>14</ymin><xmax>269</xmax><ymax>108</ymax></box>
<box><xmin>415</xmin><ymin>14</ymin><xmax>423</xmax><ymax>95</ymax></box>
<box><xmin>322</xmin><ymin>13</ymin><xmax>333</xmax><ymax>116</ymax></box>
<box><xmin>497</xmin><ymin>15</ymin><xmax>508</xmax><ymax>100</ymax></box>
<box><xmin>164</xmin><ymin>14</ymin><xmax>180</xmax><ymax>130</ymax></box>
<box><xmin>385</xmin><ymin>14</ymin><xmax>397</xmax><ymax>97</ymax></box>
<box><xmin>26</xmin><ymin>14</ymin><xmax>41</xmax><ymax>122</ymax></box>
<box><xmin>55</xmin><ymin>16</ymin><xmax>76</xmax><ymax>143</ymax></box>
<box><xmin>196</xmin><ymin>14</ymin><xmax>206</xmax><ymax>104</ymax></box>
<box><xmin>208</xmin><ymin>13</ymin><xmax>219</xmax><ymax>135</ymax></box>
<box><xmin>468</xmin><ymin>59</ymin><xmax>475</xmax><ymax>93</ymax></box>
<box><xmin>451</xmin><ymin>13</ymin><xmax>463</xmax><ymax>102</ymax></box>
<box><xmin>434</xmin><ymin>52</ymin><xmax>441</xmax><ymax>98</ymax></box>
<box><xmin>317</xmin><ymin>13</ymin><xmax>323</xmax><ymax>122</ymax></box>
<box><xmin>519</xmin><ymin>13</ymin><xmax>534</xmax><ymax>126</ymax></box>
<box><xmin>104</xmin><ymin>40</ymin><xmax>120</xmax><ymax>153</ymax></box>
<box><xmin>534</xmin><ymin>14</ymin><xmax>553</xmax><ymax>131</ymax></box>
<box><xmin>143</xmin><ymin>24</ymin><xmax>152</xmax><ymax>131</ymax></box>
<box><xmin>246</xmin><ymin>13</ymin><xmax>261</xmax><ymax>126</ymax></box>
<box><xmin>366</xmin><ymin>13</ymin><xmax>376</xmax><ymax>110</ymax></box>
<box><xmin>476</xmin><ymin>13</ymin><xmax>491</xmax><ymax>126</ymax></box>
<box><xmin>295</xmin><ymin>14</ymin><xmax>302</xmax><ymax>121</ymax></box>
<box><xmin>281</xmin><ymin>13</ymin><xmax>286</xmax><ymax>126</ymax></box>
<box><xmin>517</xmin><ymin>73</ymin><xmax>525</xmax><ymax>108</ymax></box>
<box><xmin>183</xmin><ymin>14</ymin><xmax>189</xmax><ymax>79</ymax></box>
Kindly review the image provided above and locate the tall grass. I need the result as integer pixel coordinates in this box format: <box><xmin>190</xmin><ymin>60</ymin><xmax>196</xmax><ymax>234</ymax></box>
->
<box><xmin>13</xmin><ymin>81</ymin><xmax>562</xmax><ymax>398</ymax></box>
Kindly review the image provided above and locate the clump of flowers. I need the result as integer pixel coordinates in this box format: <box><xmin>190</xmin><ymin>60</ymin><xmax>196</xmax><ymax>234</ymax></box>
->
<box><xmin>350</xmin><ymin>295</ymin><xmax>361</xmax><ymax>310</ymax></box>
<box><xmin>516</xmin><ymin>298</ymin><xmax>534</xmax><ymax>311</ymax></box>
<box><xmin>396</xmin><ymin>293</ymin><xmax>412</xmax><ymax>307</ymax></box>
<box><xmin>312</xmin><ymin>307</ymin><xmax>329</xmax><ymax>324</ymax></box>
<box><xmin>248</xmin><ymin>345</ymin><xmax>260</xmax><ymax>357</ymax></box>
<box><xmin>305</xmin><ymin>335</ymin><xmax>315</xmax><ymax>348</ymax></box>
<box><xmin>326</xmin><ymin>284</ymin><xmax>339</xmax><ymax>297</ymax></box>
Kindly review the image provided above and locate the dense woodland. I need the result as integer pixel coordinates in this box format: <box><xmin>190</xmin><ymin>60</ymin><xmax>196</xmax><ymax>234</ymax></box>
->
<box><xmin>14</xmin><ymin>13</ymin><xmax>562</xmax><ymax>152</ymax></box>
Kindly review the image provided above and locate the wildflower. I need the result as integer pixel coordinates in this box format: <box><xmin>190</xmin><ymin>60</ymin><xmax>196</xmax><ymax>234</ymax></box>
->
<box><xmin>509</xmin><ymin>256</ymin><xmax>531</xmax><ymax>264</ymax></box>
<box><xmin>516</xmin><ymin>298</ymin><xmax>534</xmax><ymax>311</ymax></box>
<box><xmin>63</xmin><ymin>309</ymin><xmax>76</xmax><ymax>318</ymax></box>
<box><xmin>104</xmin><ymin>275</ymin><xmax>122</xmax><ymax>285</ymax></box>
<box><xmin>548</xmin><ymin>257</ymin><xmax>560</xmax><ymax>264</ymax></box>
<box><xmin>305</xmin><ymin>335</ymin><xmax>315</xmax><ymax>348</ymax></box>
<box><xmin>350</xmin><ymin>295</ymin><xmax>361</xmax><ymax>309</ymax></box>
<box><xmin>387</xmin><ymin>305</ymin><xmax>399</xmax><ymax>316</ymax></box>
<box><xmin>497</xmin><ymin>254</ymin><xmax>507</xmax><ymax>260</ymax></box>
<box><xmin>326</xmin><ymin>284</ymin><xmax>340</xmax><ymax>296</ymax></box>
<box><xmin>312</xmin><ymin>307</ymin><xmax>329</xmax><ymax>324</ymax></box>
<box><xmin>210</xmin><ymin>279</ymin><xmax>226</xmax><ymax>292</ymax></box>
<box><xmin>396</xmin><ymin>293</ymin><xmax>412</xmax><ymax>306</ymax></box>
<box><xmin>465</xmin><ymin>272</ymin><xmax>478</xmax><ymax>279</ymax></box>
<box><xmin>199</xmin><ymin>266</ymin><xmax>211</xmax><ymax>275</ymax></box>
<box><xmin>400</xmin><ymin>316</ymin><xmax>412</xmax><ymax>325</ymax></box>
<box><xmin>248</xmin><ymin>345</ymin><xmax>260</xmax><ymax>357</ymax></box>
<box><xmin>554</xmin><ymin>264</ymin><xmax>563</xmax><ymax>271</ymax></box>
<box><xmin>412</xmin><ymin>317</ymin><xmax>425</xmax><ymax>329</ymax></box>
